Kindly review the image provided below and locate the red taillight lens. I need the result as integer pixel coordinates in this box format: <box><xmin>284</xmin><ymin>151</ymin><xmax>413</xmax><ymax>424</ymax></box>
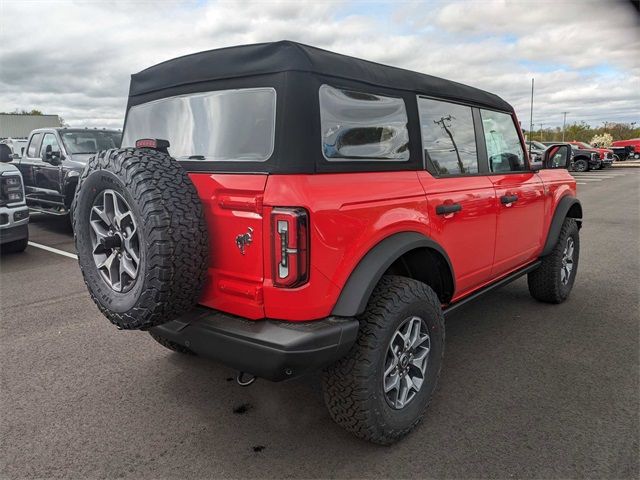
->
<box><xmin>271</xmin><ymin>207</ymin><xmax>309</xmax><ymax>288</ymax></box>
<box><xmin>135</xmin><ymin>138</ymin><xmax>170</xmax><ymax>150</ymax></box>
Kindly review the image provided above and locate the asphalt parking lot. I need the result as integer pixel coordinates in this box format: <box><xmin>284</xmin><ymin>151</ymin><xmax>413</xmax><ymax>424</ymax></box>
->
<box><xmin>1</xmin><ymin>169</ymin><xmax>639</xmax><ymax>479</ymax></box>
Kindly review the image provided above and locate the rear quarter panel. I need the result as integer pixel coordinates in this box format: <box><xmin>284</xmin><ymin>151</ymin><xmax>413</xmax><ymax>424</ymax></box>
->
<box><xmin>262</xmin><ymin>171</ymin><xmax>430</xmax><ymax>320</ymax></box>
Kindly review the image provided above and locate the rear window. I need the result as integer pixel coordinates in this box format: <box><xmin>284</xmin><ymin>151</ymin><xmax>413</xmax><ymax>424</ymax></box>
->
<box><xmin>27</xmin><ymin>133</ymin><xmax>42</xmax><ymax>157</ymax></box>
<box><xmin>122</xmin><ymin>88</ymin><xmax>276</xmax><ymax>162</ymax></box>
<box><xmin>319</xmin><ymin>85</ymin><xmax>409</xmax><ymax>161</ymax></box>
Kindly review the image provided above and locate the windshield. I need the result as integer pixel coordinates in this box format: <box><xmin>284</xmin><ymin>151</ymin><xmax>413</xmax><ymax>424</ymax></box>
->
<box><xmin>61</xmin><ymin>131</ymin><xmax>122</xmax><ymax>154</ymax></box>
<box><xmin>122</xmin><ymin>88</ymin><xmax>276</xmax><ymax>162</ymax></box>
<box><xmin>576</xmin><ymin>142</ymin><xmax>592</xmax><ymax>149</ymax></box>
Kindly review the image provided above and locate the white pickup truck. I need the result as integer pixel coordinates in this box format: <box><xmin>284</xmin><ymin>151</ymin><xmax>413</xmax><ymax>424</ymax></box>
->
<box><xmin>0</xmin><ymin>144</ymin><xmax>29</xmax><ymax>253</ymax></box>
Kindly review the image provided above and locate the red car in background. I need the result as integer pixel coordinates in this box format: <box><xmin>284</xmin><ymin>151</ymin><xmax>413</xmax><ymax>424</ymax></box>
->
<box><xmin>568</xmin><ymin>141</ymin><xmax>614</xmax><ymax>168</ymax></box>
<box><xmin>611</xmin><ymin>138</ymin><xmax>640</xmax><ymax>160</ymax></box>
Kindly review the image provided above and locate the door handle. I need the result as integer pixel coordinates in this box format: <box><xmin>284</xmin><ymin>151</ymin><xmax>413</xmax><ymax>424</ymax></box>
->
<box><xmin>500</xmin><ymin>194</ymin><xmax>518</xmax><ymax>205</ymax></box>
<box><xmin>436</xmin><ymin>203</ymin><xmax>462</xmax><ymax>215</ymax></box>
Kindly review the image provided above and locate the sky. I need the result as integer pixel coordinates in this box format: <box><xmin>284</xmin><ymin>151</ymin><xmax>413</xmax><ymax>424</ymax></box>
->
<box><xmin>1</xmin><ymin>0</ymin><xmax>639</xmax><ymax>130</ymax></box>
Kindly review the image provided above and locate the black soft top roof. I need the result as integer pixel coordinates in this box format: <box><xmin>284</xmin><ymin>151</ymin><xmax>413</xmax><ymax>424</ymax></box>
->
<box><xmin>129</xmin><ymin>40</ymin><xmax>512</xmax><ymax>112</ymax></box>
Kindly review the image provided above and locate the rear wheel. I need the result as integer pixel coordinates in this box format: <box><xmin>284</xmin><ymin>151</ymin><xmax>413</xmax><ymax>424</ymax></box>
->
<box><xmin>528</xmin><ymin>218</ymin><xmax>579</xmax><ymax>303</ymax></box>
<box><xmin>322</xmin><ymin>275</ymin><xmax>444</xmax><ymax>445</ymax></box>
<box><xmin>71</xmin><ymin>148</ymin><xmax>209</xmax><ymax>330</ymax></box>
<box><xmin>573</xmin><ymin>158</ymin><xmax>588</xmax><ymax>172</ymax></box>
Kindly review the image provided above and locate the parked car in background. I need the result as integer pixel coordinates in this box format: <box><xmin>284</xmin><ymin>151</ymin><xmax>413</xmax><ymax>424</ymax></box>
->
<box><xmin>0</xmin><ymin>138</ymin><xmax>28</xmax><ymax>159</ymax></box>
<box><xmin>611</xmin><ymin>138</ymin><xmax>640</xmax><ymax>160</ymax></box>
<box><xmin>0</xmin><ymin>144</ymin><xmax>29</xmax><ymax>253</ymax></box>
<box><xmin>545</xmin><ymin>142</ymin><xmax>599</xmax><ymax>172</ymax></box>
<box><xmin>17</xmin><ymin>128</ymin><xmax>121</xmax><ymax>215</ymax></box>
<box><xmin>527</xmin><ymin>140</ymin><xmax>548</xmax><ymax>168</ymax></box>
<box><xmin>568</xmin><ymin>141</ymin><xmax>614</xmax><ymax>168</ymax></box>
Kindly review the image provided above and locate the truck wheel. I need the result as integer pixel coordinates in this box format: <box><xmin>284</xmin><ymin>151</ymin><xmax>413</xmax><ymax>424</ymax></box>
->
<box><xmin>528</xmin><ymin>218</ymin><xmax>579</xmax><ymax>304</ymax></box>
<box><xmin>148</xmin><ymin>331</ymin><xmax>195</xmax><ymax>355</ymax></box>
<box><xmin>322</xmin><ymin>275</ymin><xmax>444</xmax><ymax>445</ymax></box>
<box><xmin>573</xmin><ymin>159</ymin><xmax>588</xmax><ymax>172</ymax></box>
<box><xmin>71</xmin><ymin>148</ymin><xmax>209</xmax><ymax>330</ymax></box>
<box><xmin>1</xmin><ymin>236</ymin><xmax>28</xmax><ymax>253</ymax></box>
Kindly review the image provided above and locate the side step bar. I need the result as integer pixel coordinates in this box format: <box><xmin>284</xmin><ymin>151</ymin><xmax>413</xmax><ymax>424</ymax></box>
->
<box><xmin>443</xmin><ymin>261</ymin><xmax>541</xmax><ymax>317</ymax></box>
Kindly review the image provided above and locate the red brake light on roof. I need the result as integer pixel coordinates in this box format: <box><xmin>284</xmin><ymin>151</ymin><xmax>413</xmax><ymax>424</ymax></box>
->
<box><xmin>135</xmin><ymin>138</ymin><xmax>170</xmax><ymax>151</ymax></box>
<box><xmin>271</xmin><ymin>207</ymin><xmax>309</xmax><ymax>288</ymax></box>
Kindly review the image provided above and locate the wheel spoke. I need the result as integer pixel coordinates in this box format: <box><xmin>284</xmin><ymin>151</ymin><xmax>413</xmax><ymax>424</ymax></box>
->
<box><xmin>119</xmin><ymin>254</ymin><xmax>137</xmax><ymax>281</ymax></box>
<box><xmin>92</xmin><ymin>206</ymin><xmax>111</xmax><ymax>227</ymax></box>
<box><xmin>384</xmin><ymin>371</ymin><xmax>400</xmax><ymax>393</ymax></box>
<box><xmin>411</xmin><ymin>346</ymin><xmax>430</xmax><ymax>371</ymax></box>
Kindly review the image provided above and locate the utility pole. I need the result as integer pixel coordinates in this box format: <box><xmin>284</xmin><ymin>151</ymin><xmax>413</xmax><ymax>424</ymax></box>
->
<box><xmin>562</xmin><ymin>112</ymin><xmax>568</xmax><ymax>141</ymax></box>
<box><xmin>528</xmin><ymin>78</ymin><xmax>534</xmax><ymax>157</ymax></box>
<box><xmin>434</xmin><ymin>115</ymin><xmax>464</xmax><ymax>174</ymax></box>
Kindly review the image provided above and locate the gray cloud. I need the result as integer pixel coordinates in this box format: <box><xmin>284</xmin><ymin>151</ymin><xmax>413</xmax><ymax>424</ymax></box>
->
<box><xmin>1</xmin><ymin>0</ymin><xmax>638</xmax><ymax>130</ymax></box>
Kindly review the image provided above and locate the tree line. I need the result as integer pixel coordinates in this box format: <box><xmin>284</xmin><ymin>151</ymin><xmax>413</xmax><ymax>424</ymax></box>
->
<box><xmin>524</xmin><ymin>121</ymin><xmax>639</xmax><ymax>143</ymax></box>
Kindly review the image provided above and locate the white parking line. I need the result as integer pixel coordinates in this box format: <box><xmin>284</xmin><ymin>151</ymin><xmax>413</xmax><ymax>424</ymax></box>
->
<box><xmin>572</xmin><ymin>178</ymin><xmax>603</xmax><ymax>182</ymax></box>
<box><xmin>576</xmin><ymin>182</ymin><xmax>587</xmax><ymax>185</ymax></box>
<box><xmin>28</xmin><ymin>241</ymin><xmax>78</xmax><ymax>260</ymax></box>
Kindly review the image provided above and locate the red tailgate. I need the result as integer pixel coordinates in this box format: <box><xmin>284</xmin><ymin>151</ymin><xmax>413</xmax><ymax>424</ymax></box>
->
<box><xmin>189</xmin><ymin>173</ymin><xmax>267</xmax><ymax>319</ymax></box>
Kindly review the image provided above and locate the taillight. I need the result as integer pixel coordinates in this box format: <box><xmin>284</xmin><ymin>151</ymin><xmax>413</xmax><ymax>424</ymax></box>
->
<box><xmin>135</xmin><ymin>138</ymin><xmax>170</xmax><ymax>152</ymax></box>
<box><xmin>271</xmin><ymin>207</ymin><xmax>309</xmax><ymax>288</ymax></box>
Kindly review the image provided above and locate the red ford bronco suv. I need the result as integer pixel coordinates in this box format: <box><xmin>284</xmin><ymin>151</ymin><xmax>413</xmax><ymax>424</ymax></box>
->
<box><xmin>72</xmin><ymin>41</ymin><xmax>582</xmax><ymax>444</ymax></box>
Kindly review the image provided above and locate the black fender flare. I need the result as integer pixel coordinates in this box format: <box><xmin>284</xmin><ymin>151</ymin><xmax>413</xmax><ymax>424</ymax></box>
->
<box><xmin>541</xmin><ymin>196</ymin><xmax>582</xmax><ymax>256</ymax></box>
<box><xmin>331</xmin><ymin>232</ymin><xmax>454</xmax><ymax>317</ymax></box>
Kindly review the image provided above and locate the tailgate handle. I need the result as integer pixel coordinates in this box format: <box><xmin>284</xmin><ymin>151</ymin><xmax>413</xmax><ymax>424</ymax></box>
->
<box><xmin>500</xmin><ymin>194</ymin><xmax>518</xmax><ymax>205</ymax></box>
<box><xmin>436</xmin><ymin>203</ymin><xmax>462</xmax><ymax>215</ymax></box>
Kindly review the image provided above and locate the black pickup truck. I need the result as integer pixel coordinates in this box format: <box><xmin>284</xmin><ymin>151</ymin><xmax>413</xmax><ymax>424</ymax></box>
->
<box><xmin>16</xmin><ymin>128</ymin><xmax>121</xmax><ymax>215</ymax></box>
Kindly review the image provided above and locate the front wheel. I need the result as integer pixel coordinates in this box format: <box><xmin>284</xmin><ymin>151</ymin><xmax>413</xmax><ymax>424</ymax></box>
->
<box><xmin>528</xmin><ymin>218</ymin><xmax>579</xmax><ymax>303</ymax></box>
<box><xmin>322</xmin><ymin>276</ymin><xmax>444</xmax><ymax>445</ymax></box>
<box><xmin>1</xmin><ymin>235</ymin><xmax>28</xmax><ymax>254</ymax></box>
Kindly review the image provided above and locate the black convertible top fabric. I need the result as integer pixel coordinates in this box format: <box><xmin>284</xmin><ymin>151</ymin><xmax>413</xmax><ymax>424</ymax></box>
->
<box><xmin>129</xmin><ymin>40</ymin><xmax>512</xmax><ymax>112</ymax></box>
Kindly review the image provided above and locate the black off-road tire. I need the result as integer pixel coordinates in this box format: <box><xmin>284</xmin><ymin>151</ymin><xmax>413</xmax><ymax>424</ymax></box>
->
<box><xmin>1</xmin><ymin>235</ymin><xmax>28</xmax><ymax>253</ymax></box>
<box><xmin>528</xmin><ymin>218</ymin><xmax>579</xmax><ymax>303</ymax></box>
<box><xmin>148</xmin><ymin>331</ymin><xmax>195</xmax><ymax>355</ymax></box>
<box><xmin>322</xmin><ymin>275</ymin><xmax>445</xmax><ymax>445</ymax></box>
<box><xmin>71</xmin><ymin>148</ymin><xmax>209</xmax><ymax>330</ymax></box>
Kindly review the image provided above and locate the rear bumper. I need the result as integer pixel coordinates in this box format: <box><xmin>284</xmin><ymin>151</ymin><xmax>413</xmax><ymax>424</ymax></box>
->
<box><xmin>150</xmin><ymin>307</ymin><xmax>359</xmax><ymax>381</ymax></box>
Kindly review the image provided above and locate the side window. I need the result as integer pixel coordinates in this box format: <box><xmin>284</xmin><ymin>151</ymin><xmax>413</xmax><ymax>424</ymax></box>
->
<box><xmin>27</xmin><ymin>133</ymin><xmax>43</xmax><ymax>157</ymax></box>
<box><xmin>480</xmin><ymin>110</ymin><xmax>526</xmax><ymax>172</ymax></box>
<box><xmin>40</xmin><ymin>134</ymin><xmax>61</xmax><ymax>156</ymax></box>
<box><xmin>319</xmin><ymin>85</ymin><xmax>409</xmax><ymax>161</ymax></box>
<box><xmin>417</xmin><ymin>97</ymin><xmax>478</xmax><ymax>175</ymax></box>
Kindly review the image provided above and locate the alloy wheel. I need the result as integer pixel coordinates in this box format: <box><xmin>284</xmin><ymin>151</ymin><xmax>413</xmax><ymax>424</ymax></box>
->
<box><xmin>560</xmin><ymin>237</ymin><xmax>575</xmax><ymax>285</ymax></box>
<box><xmin>383</xmin><ymin>316</ymin><xmax>431</xmax><ymax>410</ymax></box>
<box><xmin>89</xmin><ymin>189</ymin><xmax>140</xmax><ymax>292</ymax></box>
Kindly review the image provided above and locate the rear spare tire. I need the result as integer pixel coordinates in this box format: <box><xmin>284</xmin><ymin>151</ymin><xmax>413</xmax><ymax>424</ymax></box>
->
<box><xmin>71</xmin><ymin>148</ymin><xmax>209</xmax><ymax>330</ymax></box>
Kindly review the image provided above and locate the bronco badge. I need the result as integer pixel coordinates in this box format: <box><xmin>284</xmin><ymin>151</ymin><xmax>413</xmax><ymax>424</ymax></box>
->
<box><xmin>235</xmin><ymin>227</ymin><xmax>253</xmax><ymax>255</ymax></box>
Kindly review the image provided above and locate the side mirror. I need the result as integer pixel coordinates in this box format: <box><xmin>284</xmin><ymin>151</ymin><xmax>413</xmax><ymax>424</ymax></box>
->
<box><xmin>542</xmin><ymin>144</ymin><xmax>571</xmax><ymax>169</ymax></box>
<box><xmin>0</xmin><ymin>144</ymin><xmax>12</xmax><ymax>163</ymax></box>
<box><xmin>42</xmin><ymin>145</ymin><xmax>62</xmax><ymax>166</ymax></box>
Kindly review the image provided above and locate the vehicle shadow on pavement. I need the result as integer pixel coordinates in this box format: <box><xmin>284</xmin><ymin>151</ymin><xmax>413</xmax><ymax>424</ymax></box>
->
<box><xmin>28</xmin><ymin>212</ymin><xmax>73</xmax><ymax>235</ymax></box>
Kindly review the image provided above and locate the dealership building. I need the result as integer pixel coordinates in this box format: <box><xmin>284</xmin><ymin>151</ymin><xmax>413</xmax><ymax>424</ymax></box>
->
<box><xmin>0</xmin><ymin>113</ymin><xmax>62</xmax><ymax>139</ymax></box>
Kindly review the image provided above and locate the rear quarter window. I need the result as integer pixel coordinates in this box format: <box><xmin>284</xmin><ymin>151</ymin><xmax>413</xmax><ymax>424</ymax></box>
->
<box><xmin>27</xmin><ymin>133</ymin><xmax>43</xmax><ymax>158</ymax></box>
<box><xmin>319</xmin><ymin>85</ymin><xmax>409</xmax><ymax>161</ymax></box>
